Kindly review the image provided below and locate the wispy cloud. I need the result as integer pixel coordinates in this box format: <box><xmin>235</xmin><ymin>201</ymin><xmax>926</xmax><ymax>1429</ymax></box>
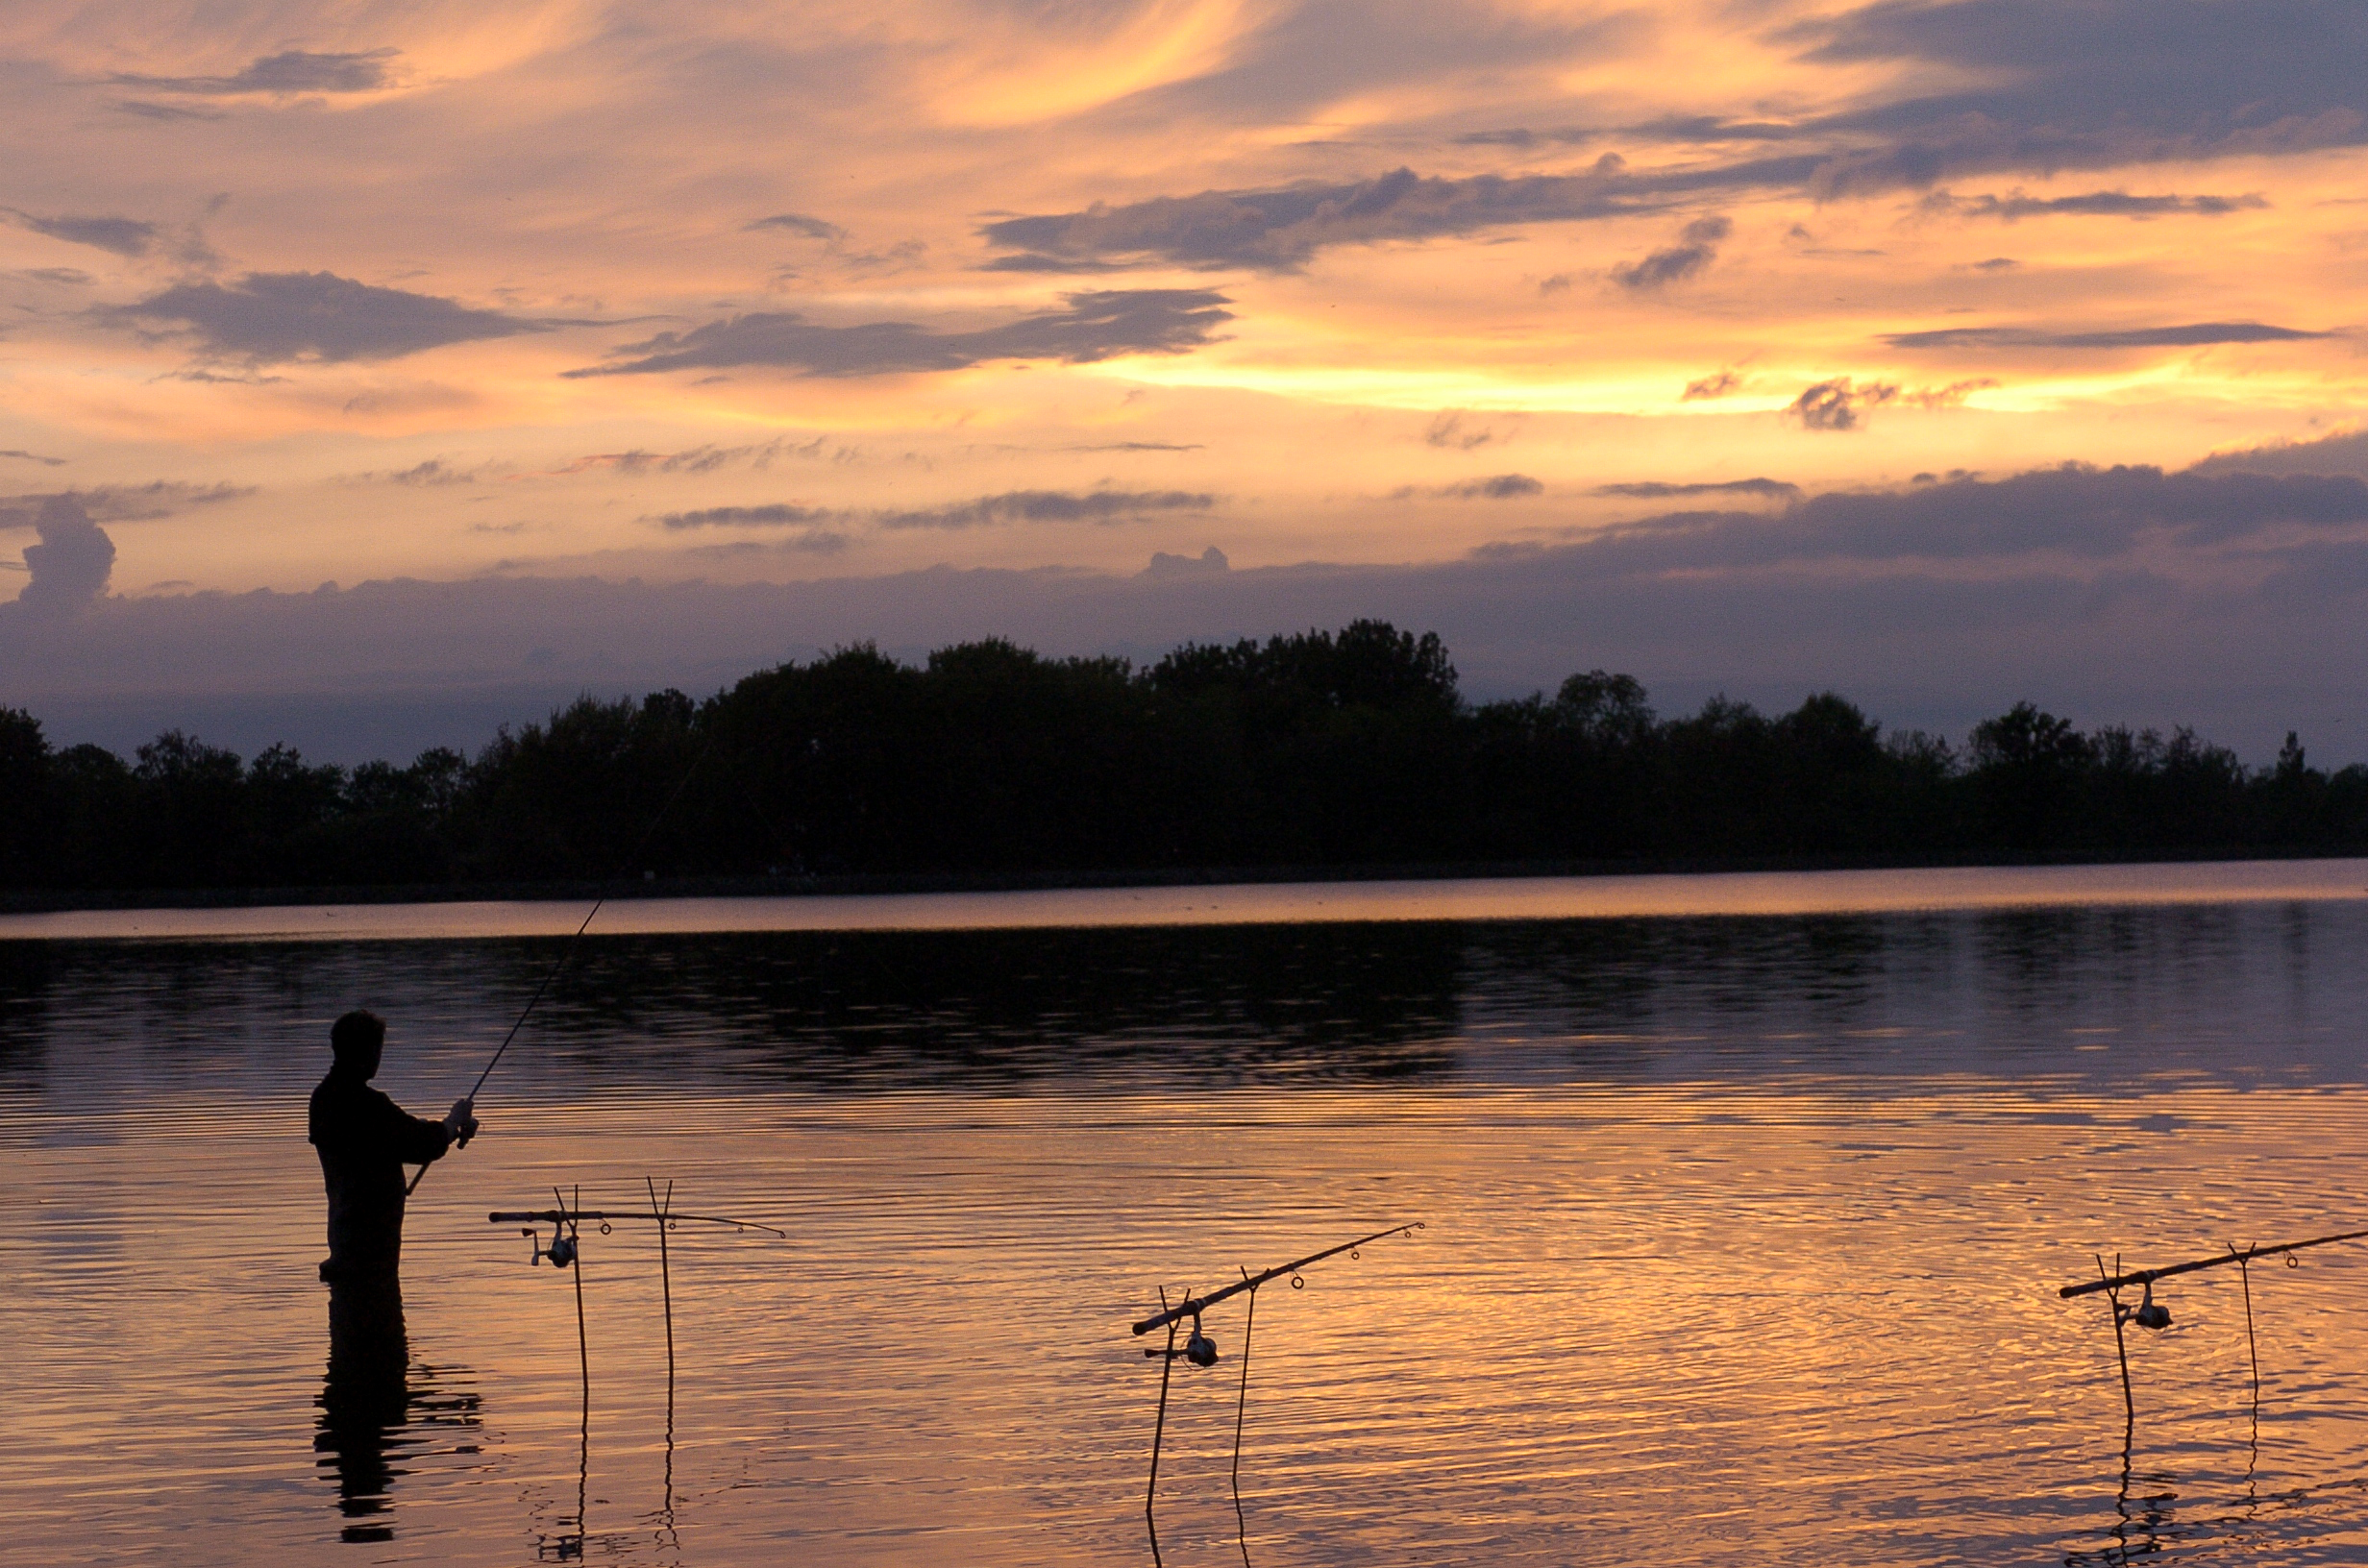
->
<box><xmin>747</xmin><ymin>212</ymin><xmax>847</xmax><ymax>242</ymax></box>
<box><xmin>341</xmin><ymin>459</ymin><xmax>480</xmax><ymax>487</ymax></box>
<box><xmin>0</xmin><ymin>480</ymin><xmax>251</xmax><ymax>524</ymax></box>
<box><xmin>1790</xmin><ymin>380</ymin><xmax>1897</xmax><ymax>431</ymax></box>
<box><xmin>7</xmin><ymin>208</ymin><xmax>157</xmax><ymax>257</ymax></box>
<box><xmin>654</xmin><ymin>488</ymin><xmax>1215</xmax><ymax>533</ymax></box>
<box><xmin>980</xmin><ymin>162</ymin><xmax>1641</xmax><ymax>273</ymax></box>
<box><xmin>111</xmin><ymin>100</ymin><xmax>226</xmax><ymax>122</ymax></box>
<box><xmin>1424</xmin><ymin>411</ymin><xmax>1506</xmax><ymax>450</ymax></box>
<box><xmin>1925</xmin><ymin>188</ymin><xmax>2268</xmax><ymax>221</ymax></box>
<box><xmin>1593</xmin><ymin>478</ymin><xmax>1800</xmax><ymax>501</ymax></box>
<box><xmin>554</xmin><ymin>437</ymin><xmax>832</xmax><ymax>477</ymax></box>
<box><xmin>1613</xmin><ymin>216</ymin><xmax>1732</xmax><ymax>290</ymax></box>
<box><xmin>569</xmin><ymin>290</ymin><xmax>1231</xmax><ymax>378</ymax></box>
<box><xmin>110</xmin><ymin>49</ymin><xmax>400</xmax><ymax>96</ymax></box>
<box><xmin>1391</xmin><ymin>475</ymin><xmax>1544</xmax><ymax>501</ymax></box>
<box><xmin>876</xmin><ymin>489</ymin><xmax>1215</xmax><ymax>529</ymax></box>
<box><xmin>1788</xmin><ymin>377</ymin><xmax>1995</xmax><ymax>429</ymax></box>
<box><xmin>656</xmin><ymin>503</ymin><xmax>835</xmax><ymax>529</ymax></box>
<box><xmin>1887</xmin><ymin>322</ymin><xmax>2327</xmax><ymax>351</ymax></box>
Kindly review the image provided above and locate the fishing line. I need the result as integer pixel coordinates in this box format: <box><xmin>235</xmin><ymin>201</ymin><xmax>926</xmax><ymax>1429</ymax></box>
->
<box><xmin>406</xmin><ymin>741</ymin><xmax>711</xmax><ymax>1197</ymax></box>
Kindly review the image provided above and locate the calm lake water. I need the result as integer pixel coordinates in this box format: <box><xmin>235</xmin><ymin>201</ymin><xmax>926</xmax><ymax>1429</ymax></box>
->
<box><xmin>8</xmin><ymin>861</ymin><xmax>2368</xmax><ymax>1566</ymax></box>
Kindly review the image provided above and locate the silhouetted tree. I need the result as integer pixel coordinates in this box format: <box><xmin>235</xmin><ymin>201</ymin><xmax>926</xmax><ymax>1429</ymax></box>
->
<box><xmin>0</xmin><ymin>708</ymin><xmax>50</xmax><ymax>885</ymax></box>
<box><xmin>7</xmin><ymin>623</ymin><xmax>2368</xmax><ymax>894</ymax></box>
<box><xmin>1968</xmin><ymin>702</ymin><xmax>2093</xmax><ymax>848</ymax></box>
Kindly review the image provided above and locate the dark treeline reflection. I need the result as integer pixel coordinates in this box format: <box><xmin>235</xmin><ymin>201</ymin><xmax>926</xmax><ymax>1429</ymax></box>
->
<box><xmin>12</xmin><ymin>903</ymin><xmax>2365</xmax><ymax>1095</ymax></box>
<box><xmin>8</xmin><ymin>621</ymin><xmax>2368</xmax><ymax>893</ymax></box>
<box><xmin>509</xmin><ymin>923</ymin><xmax>1469</xmax><ymax>1089</ymax></box>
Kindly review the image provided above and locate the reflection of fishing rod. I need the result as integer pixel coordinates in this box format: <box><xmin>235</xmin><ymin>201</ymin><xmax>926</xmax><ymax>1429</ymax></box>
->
<box><xmin>1135</xmin><ymin>1222</ymin><xmax>1423</xmax><ymax>1568</ymax></box>
<box><xmin>405</xmin><ymin>744</ymin><xmax>711</xmax><ymax>1197</ymax></box>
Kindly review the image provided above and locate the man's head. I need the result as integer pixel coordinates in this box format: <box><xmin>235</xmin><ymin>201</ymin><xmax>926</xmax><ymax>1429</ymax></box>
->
<box><xmin>330</xmin><ymin>1010</ymin><xmax>386</xmax><ymax>1079</ymax></box>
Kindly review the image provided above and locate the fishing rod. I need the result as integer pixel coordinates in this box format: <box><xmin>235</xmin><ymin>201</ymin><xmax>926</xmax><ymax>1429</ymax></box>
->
<box><xmin>1135</xmin><ymin>1221</ymin><xmax>1424</xmax><ymax>1568</ymax></box>
<box><xmin>405</xmin><ymin>742</ymin><xmax>711</xmax><ymax>1197</ymax></box>
<box><xmin>487</xmin><ymin>1177</ymin><xmax>781</xmax><ymax>1555</ymax></box>
<box><xmin>2058</xmin><ymin>1227</ymin><xmax>2368</xmax><ymax>1298</ymax></box>
<box><xmin>490</xmin><ymin>1207</ymin><xmax>788</xmax><ymax>1237</ymax></box>
<box><xmin>2057</xmin><ymin>1225</ymin><xmax>2368</xmax><ymax>1441</ymax></box>
<box><xmin>1133</xmin><ymin>1222</ymin><xmax>1417</xmax><ymax>1336</ymax></box>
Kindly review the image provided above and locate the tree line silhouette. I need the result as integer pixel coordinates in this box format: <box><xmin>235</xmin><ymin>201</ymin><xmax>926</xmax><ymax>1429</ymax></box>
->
<box><xmin>4</xmin><ymin>620</ymin><xmax>2364</xmax><ymax>893</ymax></box>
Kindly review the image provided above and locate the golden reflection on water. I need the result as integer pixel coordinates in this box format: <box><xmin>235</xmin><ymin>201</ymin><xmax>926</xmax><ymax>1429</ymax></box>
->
<box><xmin>4</xmin><ymin>857</ymin><xmax>2365</xmax><ymax>943</ymax></box>
<box><xmin>6</xmin><ymin>894</ymin><xmax>2368</xmax><ymax>1564</ymax></box>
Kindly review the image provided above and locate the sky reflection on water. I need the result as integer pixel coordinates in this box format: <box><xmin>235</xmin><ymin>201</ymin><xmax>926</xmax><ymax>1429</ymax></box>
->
<box><xmin>7</xmin><ymin>874</ymin><xmax>2368</xmax><ymax>1565</ymax></box>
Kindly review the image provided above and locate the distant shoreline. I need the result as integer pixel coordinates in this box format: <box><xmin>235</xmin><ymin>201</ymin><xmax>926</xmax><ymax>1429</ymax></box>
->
<box><xmin>4</xmin><ymin>845</ymin><xmax>2356</xmax><ymax>918</ymax></box>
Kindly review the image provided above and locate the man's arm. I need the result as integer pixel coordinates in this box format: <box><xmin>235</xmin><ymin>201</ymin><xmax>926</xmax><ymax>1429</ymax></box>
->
<box><xmin>372</xmin><ymin>1090</ymin><xmax>456</xmax><ymax>1166</ymax></box>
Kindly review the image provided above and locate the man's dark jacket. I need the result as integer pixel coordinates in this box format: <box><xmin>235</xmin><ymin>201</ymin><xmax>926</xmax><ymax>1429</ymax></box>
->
<box><xmin>309</xmin><ymin>1070</ymin><xmax>451</xmax><ymax>1283</ymax></box>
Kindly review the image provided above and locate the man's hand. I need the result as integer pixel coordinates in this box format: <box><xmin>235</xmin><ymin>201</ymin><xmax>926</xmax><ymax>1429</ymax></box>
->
<box><xmin>445</xmin><ymin>1097</ymin><xmax>481</xmax><ymax>1149</ymax></box>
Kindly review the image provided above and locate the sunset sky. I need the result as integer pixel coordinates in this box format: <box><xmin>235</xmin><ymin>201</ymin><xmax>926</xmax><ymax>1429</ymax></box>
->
<box><xmin>5</xmin><ymin>0</ymin><xmax>2367</xmax><ymax>760</ymax></box>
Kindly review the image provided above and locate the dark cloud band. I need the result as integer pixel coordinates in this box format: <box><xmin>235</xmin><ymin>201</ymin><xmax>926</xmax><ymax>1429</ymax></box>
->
<box><xmin>1538</xmin><ymin>463</ymin><xmax>2368</xmax><ymax>577</ymax></box>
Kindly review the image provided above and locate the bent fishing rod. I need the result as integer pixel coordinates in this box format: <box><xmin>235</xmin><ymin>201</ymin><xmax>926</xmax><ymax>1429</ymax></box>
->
<box><xmin>406</xmin><ymin>743</ymin><xmax>711</xmax><ymax>1197</ymax></box>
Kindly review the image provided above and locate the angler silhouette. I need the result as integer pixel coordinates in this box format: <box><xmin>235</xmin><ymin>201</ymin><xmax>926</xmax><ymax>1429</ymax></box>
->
<box><xmin>310</xmin><ymin>1010</ymin><xmax>479</xmax><ymax>1346</ymax></box>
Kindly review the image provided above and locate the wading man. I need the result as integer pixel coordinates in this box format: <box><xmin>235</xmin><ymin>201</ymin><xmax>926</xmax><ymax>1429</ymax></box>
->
<box><xmin>309</xmin><ymin>1009</ymin><xmax>480</xmax><ymax>1536</ymax></box>
<box><xmin>310</xmin><ymin>1010</ymin><xmax>480</xmax><ymax>1358</ymax></box>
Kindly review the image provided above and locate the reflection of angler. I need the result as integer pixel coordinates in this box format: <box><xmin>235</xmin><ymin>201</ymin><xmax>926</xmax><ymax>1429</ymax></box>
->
<box><xmin>1131</xmin><ymin>1222</ymin><xmax>1424</xmax><ymax>1568</ymax></box>
<box><xmin>315</xmin><ymin>1351</ymin><xmax>484</xmax><ymax>1545</ymax></box>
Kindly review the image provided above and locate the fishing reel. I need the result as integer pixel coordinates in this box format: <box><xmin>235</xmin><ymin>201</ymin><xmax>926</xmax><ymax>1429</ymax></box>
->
<box><xmin>2118</xmin><ymin>1278</ymin><xmax>2170</xmax><ymax>1331</ymax></box>
<box><xmin>1144</xmin><ymin>1311</ymin><xmax>1221</xmax><ymax>1367</ymax></box>
<box><xmin>1160</xmin><ymin>1312</ymin><xmax>1219</xmax><ymax>1368</ymax></box>
<box><xmin>523</xmin><ymin>1226</ymin><xmax>579</xmax><ymax>1269</ymax></box>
